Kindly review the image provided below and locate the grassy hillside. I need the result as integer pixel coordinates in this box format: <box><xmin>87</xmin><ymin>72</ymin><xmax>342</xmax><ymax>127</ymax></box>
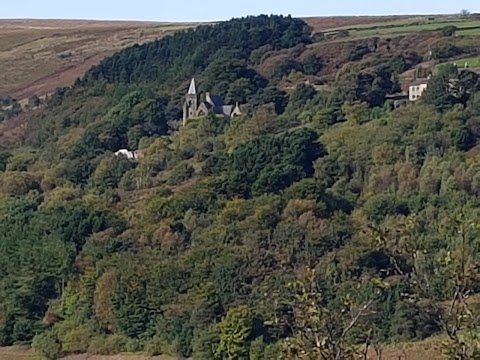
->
<box><xmin>0</xmin><ymin>20</ymin><xmax>195</xmax><ymax>99</ymax></box>
<box><xmin>311</xmin><ymin>14</ymin><xmax>480</xmax><ymax>38</ymax></box>
<box><xmin>1</xmin><ymin>15</ymin><xmax>473</xmax><ymax>99</ymax></box>
<box><xmin>1</xmin><ymin>14</ymin><xmax>478</xmax><ymax>102</ymax></box>
<box><xmin>1</xmin><ymin>13</ymin><xmax>480</xmax><ymax>360</ymax></box>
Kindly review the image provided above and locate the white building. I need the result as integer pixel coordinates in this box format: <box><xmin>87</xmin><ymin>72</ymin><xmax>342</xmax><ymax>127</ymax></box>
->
<box><xmin>409</xmin><ymin>79</ymin><xmax>430</xmax><ymax>102</ymax></box>
<box><xmin>114</xmin><ymin>149</ymin><xmax>145</xmax><ymax>160</ymax></box>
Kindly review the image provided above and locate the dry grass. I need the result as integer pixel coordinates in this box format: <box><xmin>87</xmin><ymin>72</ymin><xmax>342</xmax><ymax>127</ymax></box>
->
<box><xmin>0</xmin><ymin>340</ymin><xmax>446</xmax><ymax>360</ymax></box>
<box><xmin>0</xmin><ymin>346</ymin><xmax>179</xmax><ymax>360</ymax></box>
<box><xmin>0</xmin><ymin>346</ymin><xmax>36</xmax><ymax>360</ymax></box>
<box><xmin>304</xmin><ymin>15</ymin><xmax>416</xmax><ymax>32</ymax></box>
<box><xmin>368</xmin><ymin>337</ymin><xmax>446</xmax><ymax>360</ymax></box>
<box><xmin>0</xmin><ymin>19</ymin><xmax>196</xmax><ymax>100</ymax></box>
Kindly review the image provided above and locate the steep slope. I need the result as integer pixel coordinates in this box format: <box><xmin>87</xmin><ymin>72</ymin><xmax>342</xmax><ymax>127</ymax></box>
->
<box><xmin>1</xmin><ymin>14</ymin><xmax>480</xmax><ymax>360</ymax></box>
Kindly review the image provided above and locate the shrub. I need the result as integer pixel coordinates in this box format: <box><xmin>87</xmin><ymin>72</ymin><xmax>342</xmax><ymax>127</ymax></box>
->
<box><xmin>440</xmin><ymin>25</ymin><xmax>457</xmax><ymax>37</ymax></box>
<box><xmin>192</xmin><ymin>326</ymin><xmax>220</xmax><ymax>360</ymax></box>
<box><xmin>348</xmin><ymin>44</ymin><xmax>371</xmax><ymax>61</ymax></box>
<box><xmin>267</xmin><ymin>59</ymin><xmax>303</xmax><ymax>81</ymax></box>
<box><xmin>6</xmin><ymin>151</ymin><xmax>37</xmax><ymax>172</ymax></box>
<box><xmin>0</xmin><ymin>172</ymin><xmax>40</xmax><ymax>196</ymax></box>
<box><xmin>166</xmin><ymin>162</ymin><xmax>195</xmax><ymax>186</ymax></box>
<box><xmin>124</xmin><ymin>338</ymin><xmax>144</xmax><ymax>352</ymax></box>
<box><xmin>92</xmin><ymin>155</ymin><xmax>135</xmax><ymax>191</ymax></box>
<box><xmin>12</xmin><ymin>318</ymin><xmax>39</xmax><ymax>343</ymax></box>
<box><xmin>363</xmin><ymin>194</ymin><xmax>410</xmax><ymax>223</ymax></box>
<box><xmin>250</xmin><ymin>336</ymin><xmax>267</xmax><ymax>360</ymax></box>
<box><xmin>432</xmin><ymin>44</ymin><xmax>462</xmax><ymax>60</ymax></box>
<box><xmin>57</xmin><ymin>323</ymin><xmax>93</xmax><ymax>354</ymax></box>
<box><xmin>302</xmin><ymin>54</ymin><xmax>323</xmax><ymax>75</ymax></box>
<box><xmin>145</xmin><ymin>336</ymin><xmax>179</xmax><ymax>356</ymax></box>
<box><xmin>88</xmin><ymin>334</ymin><xmax>128</xmax><ymax>355</ymax></box>
<box><xmin>32</xmin><ymin>330</ymin><xmax>62</xmax><ymax>360</ymax></box>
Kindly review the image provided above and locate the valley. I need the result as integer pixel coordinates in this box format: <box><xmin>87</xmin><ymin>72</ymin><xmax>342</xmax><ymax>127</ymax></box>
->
<box><xmin>1</xmin><ymin>11</ymin><xmax>480</xmax><ymax>360</ymax></box>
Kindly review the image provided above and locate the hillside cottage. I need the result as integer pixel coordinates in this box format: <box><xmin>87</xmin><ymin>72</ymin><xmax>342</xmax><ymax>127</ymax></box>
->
<box><xmin>409</xmin><ymin>78</ymin><xmax>430</xmax><ymax>101</ymax></box>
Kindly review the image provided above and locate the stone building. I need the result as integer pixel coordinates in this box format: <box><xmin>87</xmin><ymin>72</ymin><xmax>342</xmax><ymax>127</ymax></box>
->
<box><xmin>409</xmin><ymin>78</ymin><xmax>430</xmax><ymax>102</ymax></box>
<box><xmin>183</xmin><ymin>78</ymin><xmax>242</xmax><ymax>125</ymax></box>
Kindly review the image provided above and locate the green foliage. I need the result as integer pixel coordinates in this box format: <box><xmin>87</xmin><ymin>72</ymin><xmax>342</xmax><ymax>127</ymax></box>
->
<box><xmin>3</xmin><ymin>12</ymin><xmax>480</xmax><ymax>360</ymax></box>
<box><xmin>167</xmin><ymin>162</ymin><xmax>195</xmax><ymax>186</ymax></box>
<box><xmin>216</xmin><ymin>305</ymin><xmax>254</xmax><ymax>359</ymax></box>
<box><xmin>363</xmin><ymin>194</ymin><xmax>409</xmax><ymax>223</ymax></box>
<box><xmin>267</xmin><ymin>59</ymin><xmax>303</xmax><ymax>81</ymax></box>
<box><xmin>92</xmin><ymin>154</ymin><xmax>136</xmax><ymax>191</ymax></box>
<box><xmin>287</xmin><ymin>83</ymin><xmax>317</xmax><ymax>109</ymax></box>
<box><xmin>87</xmin><ymin>15</ymin><xmax>311</xmax><ymax>85</ymax></box>
<box><xmin>57</xmin><ymin>322</ymin><xmax>94</xmax><ymax>354</ymax></box>
<box><xmin>249</xmin><ymin>86</ymin><xmax>288</xmax><ymax>114</ymax></box>
<box><xmin>192</xmin><ymin>326</ymin><xmax>220</xmax><ymax>360</ymax></box>
<box><xmin>0</xmin><ymin>171</ymin><xmax>40</xmax><ymax>196</ymax></box>
<box><xmin>144</xmin><ymin>336</ymin><xmax>178</xmax><ymax>357</ymax></box>
<box><xmin>422</xmin><ymin>66</ymin><xmax>462</xmax><ymax>110</ymax></box>
<box><xmin>432</xmin><ymin>44</ymin><xmax>463</xmax><ymax>60</ymax></box>
<box><xmin>342</xmin><ymin>101</ymin><xmax>371</xmax><ymax>125</ymax></box>
<box><xmin>441</xmin><ymin>25</ymin><xmax>458</xmax><ymax>37</ymax></box>
<box><xmin>302</xmin><ymin>54</ymin><xmax>323</xmax><ymax>75</ymax></box>
<box><xmin>335</xmin><ymin>64</ymin><xmax>399</xmax><ymax>107</ymax></box>
<box><xmin>32</xmin><ymin>330</ymin><xmax>62</xmax><ymax>360</ymax></box>
<box><xmin>207</xmin><ymin>128</ymin><xmax>324</xmax><ymax>197</ymax></box>
<box><xmin>348</xmin><ymin>43</ymin><xmax>371</xmax><ymax>61</ymax></box>
<box><xmin>0</xmin><ymin>199</ymin><xmax>124</xmax><ymax>346</ymax></box>
<box><xmin>111</xmin><ymin>278</ymin><xmax>153</xmax><ymax>339</ymax></box>
<box><xmin>249</xmin><ymin>336</ymin><xmax>267</xmax><ymax>360</ymax></box>
<box><xmin>87</xmin><ymin>334</ymin><xmax>129</xmax><ymax>355</ymax></box>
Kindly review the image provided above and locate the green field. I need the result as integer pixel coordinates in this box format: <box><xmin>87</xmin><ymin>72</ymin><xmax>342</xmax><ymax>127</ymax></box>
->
<box><xmin>440</xmin><ymin>56</ymin><xmax>480</xmax><ymax>68</ymax></box>
<box><xmin>458</xmin><ymin>27</ymin><xmax>480</xmax><ymax>36</ymax></box>
<box><xmin>324</xmin><ymin>17</ymin><xmax>480</xmax><ymax>38</ymax></box>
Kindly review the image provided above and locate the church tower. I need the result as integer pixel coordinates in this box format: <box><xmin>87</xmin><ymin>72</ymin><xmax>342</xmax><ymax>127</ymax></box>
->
<box><xmin>183</xmin><ymin>78</ymin><xmax>198</xmax><ymax>126</ymax></box>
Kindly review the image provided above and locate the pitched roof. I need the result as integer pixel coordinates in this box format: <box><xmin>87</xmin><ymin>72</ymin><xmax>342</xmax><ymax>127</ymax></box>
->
<box><xmin>206</xmin><ymin>92</ymin><xmax>224</xmax><ymax>108</ymax></box>
<box><xmin>221</xmin><ymin>105</ymin><xmax>233</xmax><ymax>117</ymax></box>
<box><xmin>410</xmin><ymin>78</ymin><xmax>430</xmax><ymax>86</ymax></box>
<box><xmin>188</xmin><ymin>78</ymin><xmax>196</xmax><ymax>95</ymax></box>
<box><xmin>199</xmin><ymin>102</ymin><xmax>213</xmax><ymax>111</ymax></box>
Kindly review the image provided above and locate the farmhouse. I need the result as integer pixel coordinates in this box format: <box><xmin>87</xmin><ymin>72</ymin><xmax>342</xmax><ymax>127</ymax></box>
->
<box><xmin>409</xmin><ymin>78</ymin><xmax>430</xmax><ymax>101</ymax></box>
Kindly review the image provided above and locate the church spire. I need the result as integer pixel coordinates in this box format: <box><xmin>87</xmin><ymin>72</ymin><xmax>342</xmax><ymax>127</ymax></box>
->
<box><xmin>188</xmin><ymin>78</ymin><xmax>196</xmax><ymax>95</ymax></box>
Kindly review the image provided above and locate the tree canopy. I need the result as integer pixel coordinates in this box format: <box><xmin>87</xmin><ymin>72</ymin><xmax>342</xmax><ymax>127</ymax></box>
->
<box><xmin>2</xmin><ymin>14</ymin><xmax>480</xmax><ymax>360</ymax></box>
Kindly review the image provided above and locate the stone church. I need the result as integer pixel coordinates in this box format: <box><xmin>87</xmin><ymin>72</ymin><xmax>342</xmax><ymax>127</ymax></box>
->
<box><xmin>183</xmin><ymin>78</ymin><xmax>242</xmax><ymax>125</ymax></box>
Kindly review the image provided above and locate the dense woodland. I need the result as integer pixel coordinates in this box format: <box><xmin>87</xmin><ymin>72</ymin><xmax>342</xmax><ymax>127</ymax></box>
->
<box><xmin>1</xmin><ymin>15</ymin><xmax>480</xmax><ymax>359</ymax></box>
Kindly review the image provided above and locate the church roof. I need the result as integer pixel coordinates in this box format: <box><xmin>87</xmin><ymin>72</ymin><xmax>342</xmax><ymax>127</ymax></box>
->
<box><xmin>205</xmin><ymin>92</ymin><xmax>224</xmax><ymax>108</ymax></box>
<box><xmin>200</xmin><ymin>101</ymin><xmax>213</xmax><ymax>110</ymax></box>
<box><xmin>221</xmin><ymin>105</ymin><xmax>233</xmax><ymax>117</ymax></box>
<box><xmin>188</xmin><ymin>78</ymin><xmax>196</xmax><ymax>95</ymax></box>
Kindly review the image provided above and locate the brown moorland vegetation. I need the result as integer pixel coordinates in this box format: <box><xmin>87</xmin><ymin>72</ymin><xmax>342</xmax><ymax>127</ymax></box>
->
<box><xmin>304</xmin><ymin>15</ymin><xmax>414</xmax><ymax>32</ymax></box>
<box><xmin>0</xmin><ymin>19</ymin><xmax>196</xmax><ymax>100</ymax></box>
